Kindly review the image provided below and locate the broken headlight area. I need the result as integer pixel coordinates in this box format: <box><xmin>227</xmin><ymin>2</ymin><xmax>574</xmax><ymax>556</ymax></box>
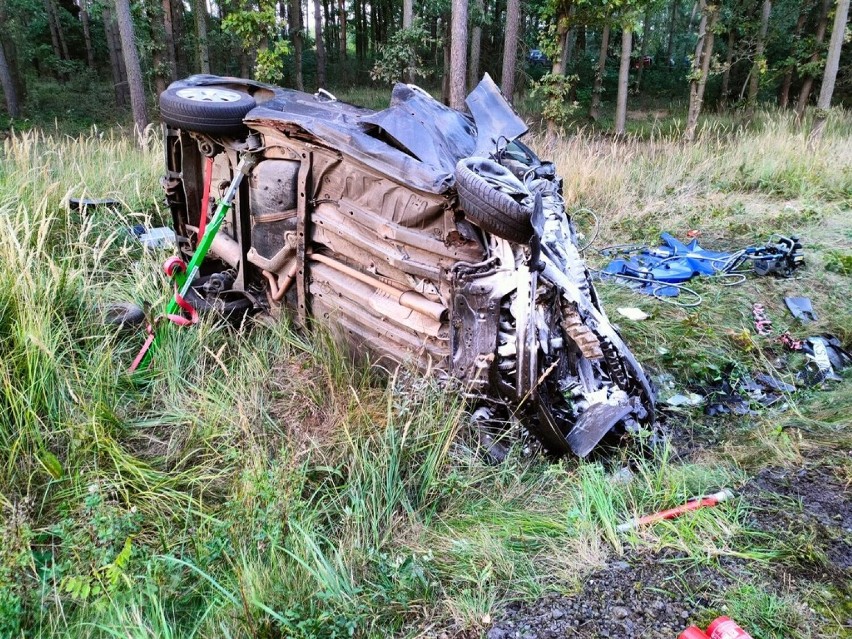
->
<box><xmin>158</xmin><ymin>73</ymin><xmax>656</xmax><ymax>457</ymax></box>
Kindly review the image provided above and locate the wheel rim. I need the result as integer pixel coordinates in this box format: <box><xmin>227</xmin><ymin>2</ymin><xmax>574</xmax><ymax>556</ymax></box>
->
<box><xmin>175</xmin><ymin>87</ymin><xmax>244</xmax><ymax>103</ymax></box>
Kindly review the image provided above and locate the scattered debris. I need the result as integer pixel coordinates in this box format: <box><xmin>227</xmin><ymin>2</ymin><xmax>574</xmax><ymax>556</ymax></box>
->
<box><xmin>706</xmin><ymin>616</ymin><xmax>755</xmax><ymax>639</ymax></box>
<box><xmin>600</xmin><ymin>233</ymin><xmax>805</xmax><ymax>300</ymax></box>
<box><xmin>752</xmin><ymin>372</ymin><xmax>796</xmax><ymax>393</ymax></box>
<box><xmin>616</xmin><ymin>489</ymin><xmax>734</xmax><ymax>532</ymax></box>
<box><xmin>752</xmin><ymin>303</ymin><xmax>772</xmax><ymax>336</ymax></box>
<box><xmin>68</xmin><ymin>196</ymin><xmax>121</xmax><ymax>211</ymax></box>
<box><xmin>799</xmin><ymin>335</ymin><xmax>852</xmax><ymax>384</ymax></box>
<box><xmin>784</xmin><ymin>296</ymin><xmax>817</xmax><ymax>323</ymax></box>
<box><xmin>665</xmin><ymin>393</ymin><xmax>705</xmax><ymax>407</ymax></box>
<box><xmin>679</xmin><ymin>616</ymin><xmax>756</xmax><ymax>639</ymax></box>
<box><xmin>616</xmin><ymin>306</ymin><xmax>649</xmax><ymax>321</ymax></box>
<box><xmin>129</xmin><ymin>225</ymin><xmax>176</xmax><ymax>249</ymax></box>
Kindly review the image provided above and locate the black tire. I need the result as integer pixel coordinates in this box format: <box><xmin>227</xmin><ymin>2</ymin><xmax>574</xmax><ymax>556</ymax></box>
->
<box><xmin>159</xmin><ymin>86</ymin><xmax>256</xmax><ymax>136</ymax></box>
<box><xmin>101</xmin><ymin>302</ymin><xmax>146</xmax><ymax>330</ymax></box>
<box><xmin>183</xmin><ymin>275</ymin><xmax>254</xmax><ymax>320</ymax></box>
<box><xmin>455</xmin><ymin>158</ymin><xmax>534</xmax><ymax>244</ymax></box>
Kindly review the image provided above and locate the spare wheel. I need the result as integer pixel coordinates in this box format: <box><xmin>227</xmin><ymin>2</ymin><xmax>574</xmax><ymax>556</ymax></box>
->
<box><xmin>159</xmin><ymin>86</ymin><xmax>256</xmax><ymax>136</ymax></box>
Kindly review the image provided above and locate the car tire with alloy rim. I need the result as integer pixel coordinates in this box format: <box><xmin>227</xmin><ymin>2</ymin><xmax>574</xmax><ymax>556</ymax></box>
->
<box><xmin>159</xmin><ymin>86</ymin><xmax>257</xmax><ymax>135</ymax></box>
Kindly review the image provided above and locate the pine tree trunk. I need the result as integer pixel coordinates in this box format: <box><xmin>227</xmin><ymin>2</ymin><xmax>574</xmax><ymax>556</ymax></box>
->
<box><xmin>796</xmin><ymin>0</ymin><xmax>831</xmax><ymax>120</ymax></box>
<box><xmin>290</xmin><ymin>0</ymin><xmax>304</xmax><ymax>90</ymax></box>
<box><xmin>810</xmin><ymin>0</ymin><xmax>850</xmax><ymax>141</ymax></box>
<box><xmin>637</xmin><ymin>9</ymin><xmax>651</xmax><ymax>90</ymax></box>
<box><xmin>171</xmin><ymin>0</ymin><xmax>186</xmax><ymax>76</ymax></box>
<box><xmin>614</xmin><ymin>27</ymin><xmax>632</xmax><ymax>134</ymax></box>
<box><xmin>468</xmin><ymin>0</ymin><xmax>483</xmax><ymax>90</ymax></box>
<box><xmin>684</xmin><ymin>2</ymin><xmax>717</xmax><ymax>141</ymax></box>
<box><xmin>779</xmin><ymin>10</ymin><xmax>808</xmax><ymax>108</ymax></box>
<box><xmin>666</xmin><ymin>0</ymin><xmax>679</xmax><ymax>62</ymax></box>
<box><xmin>162</xmin><ymin>0</ymin><xmax>176</xmax><ymax>81</ymax></box>
<box><xmin>146</xmin><ymin>2</ymin><xmax>167</xmax><ymax>95</ymax></box>
<box><xmin>114</xmin><ymin>0</ymin><xmax>149</xmax><ymax>133</ymax></box>
<box><xmin>78</xmin><ymin>0</ymin><xmax>95</xmax><ymax>69</ymax></box>
<box><xmin>43</xmin><ymin>0</ymin><xmax>64</xmax><ymax>63</ymax></box>
<box><xmin>338</xmin><ymin>0</ymin><xmax>347</xmax><ymax>59</ymax></box>
<box><xmin>747</xmin><ymin>0</ymin><xmax>771</xmax><ymax>111</ymax></box>
<box><xmin>314</xmin><ymin>0</ymin><xmax>326</xmax><ymax>87</ymax></box>
<box><xmin>195</xmin><ymin>0</ymin><xmax>210</xmax><ymax>73</ymax></box>
<box><xmin>53</xmin><ymin>0</ymin><xmax>70</xmax><ymax>60</ymax></box>
<box><xmin>442</xmin><ymin>16</ymin><xmax>451</xmax><ymax>104</ymax></box>
<box><xmin>501</xmin><ymin>0</ymin><xmax>520</xmax><ymax>100</ymax></box>
<box><xmin>589</xmin><ymin>23</ymin><xmax>610</xmax><ymax>121</ymax></box>
<box><xmin>449</xmin><ymin>0</ymin><xmax>468</xmax><ymax>110</ymax></box>
<box><xmin>0</xmin><ymin>37</ymin><xmax>20</xmax><ymax>117</ymax></box>
<box><xmin>720</xmin><ymin>27</ymin><xmax>735</xmax><ymax>103</ymax></box>
<box><xmin>402</xmin><ymin>0</ymin><xmax>415</xmax><ymax>80</ymax></box>
<box><xmin>103</xmin><ymin>6</ymin><xmax>127</xmax><ymax>107</ymax></box>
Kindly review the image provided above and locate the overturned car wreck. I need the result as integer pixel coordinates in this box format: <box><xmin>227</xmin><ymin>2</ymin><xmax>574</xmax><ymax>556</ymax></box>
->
<box><xmin>159</xmin><ymin>74</ymin><xmax>655</xmax><ymax>457</ymax></box>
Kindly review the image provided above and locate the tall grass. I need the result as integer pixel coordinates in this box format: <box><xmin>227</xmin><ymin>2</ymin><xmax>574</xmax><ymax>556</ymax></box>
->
<box><xmin>0</xmin><ymin>115</ymin><xmax>849</xmax><ymax>638</ymax></box>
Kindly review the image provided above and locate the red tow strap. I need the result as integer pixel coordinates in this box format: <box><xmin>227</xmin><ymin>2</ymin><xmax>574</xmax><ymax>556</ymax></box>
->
<box><xmin>128</xmin><ymin>260</ymin><xmax>200</xmax><ymax>372</ymax></box>
<box><xmin>197</xmin><ymin>156</ymin><xmax>214</xmax><ymax>242</ymax></box>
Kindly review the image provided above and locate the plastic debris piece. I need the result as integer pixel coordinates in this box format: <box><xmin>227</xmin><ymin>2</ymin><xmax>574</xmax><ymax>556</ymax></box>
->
<box><xmin>133</xmin><ymin>227</ymin><xmax>176</xmax><ymax>249</ymax></box>
<box><xmin>665</xmin><ymin>393</ymin><xmax>704</xmax><ymax>407</ymax></box>
<box><xmin>616</xmin><ymin>307</ymin><xmax>649</xmax><ymax>321</ymax></box>
<box><xmin>69</xmin><ymin>196</ymin><xmax>121</xmax><ymax>211</ymax></box>
<box><xmin>753</xmin><ymin>372</ymin><xmax>796</xmax><ymax>393</ymax></box>
<box><xmin>784</xmin><ymin>296</ymin><xmax>817</xmax><ymax>323</ymax></box>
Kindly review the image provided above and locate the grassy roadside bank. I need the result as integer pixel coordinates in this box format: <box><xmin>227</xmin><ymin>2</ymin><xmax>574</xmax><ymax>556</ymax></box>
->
<box><xmin>0</xmin><ymin>110</ymin><xmax>850</xmax><ymax>638</ymax></box>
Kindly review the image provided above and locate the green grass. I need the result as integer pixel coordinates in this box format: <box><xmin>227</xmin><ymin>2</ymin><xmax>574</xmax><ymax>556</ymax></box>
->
<box><xmin>0</xmin><ymin>107</ymin><xmax>850</xmax><ymax>638</ymax></box>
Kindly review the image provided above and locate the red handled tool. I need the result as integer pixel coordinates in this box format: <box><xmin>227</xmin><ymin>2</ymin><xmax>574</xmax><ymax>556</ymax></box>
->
<box><xmin>617</xmin><ymin>489</ymin><xmax>734</xmax><ymax>532</ymax></box>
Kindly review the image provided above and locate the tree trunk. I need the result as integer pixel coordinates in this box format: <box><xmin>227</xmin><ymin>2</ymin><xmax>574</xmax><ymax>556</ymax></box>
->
<box><xmin>684</xmin><ymin>2</ymin><xmax>717</xmax><ymax>141</ymax></box>
<box><xmin>146</xmin><ymin>2</ymin><xmax>167</xmax><ymax>95</ymax></box>
<box><xmin>162</xmin><ymin>0</ymin><xmax>176</xmax><ymax>81</ymax></box>
<box><xmin>810</xmin><ymin>0</ymin><xmax>850</xmax><ymax>141</ymax></box>
<box><xmin>103</xmin><ymin>6</ymin><xmax>128</xmax><ymax>107</ymax></box>
<box><xmin>614</xmin><ymin>27</ymin><xmax>632</xmax><ymax>135</ymax></box>
<box><xmin>442</xmin><ymin>16</ymin><xmax>451</xmax><ymax>103</ymax></box>
<box><xmin>779</xmin><ymin>10</ymin><xmax>808</xmax><ymax>108</ymax></box>
<box><xmin>402</xmin><ymin>0</ymin><xmax>414</xmax><ymax>79</ymax></box>
<box><xmin>0</xmin><ymin>38</ymin><xmax>20</xmax><ymax>117</ymax></box>
<box><xmin>403</xmin><ymin>0</ymin><xmax>413</xmax><ymax>28</ymax></box>
<box><xmin>501</xmin><ymin>0</ymin><xmax>520</xmax><ymax>101</ymax></box>
<box><xmin>720</xmin><ymin>27</ymin><xmax>735</xmax><ymax>103</ymax></box>
<box><xmin>314</xmin><ymin>0</ymin><xmax>326</xmax><ymax>87</ymax></box>
<box><xmin>796</xmin><ymin>0</ymin><xmax>831</xmax><ymax>120</ymax></box>
<box><xmin>171</xmin><ymin>0</ymin><xmax>186</xmax><ymax>76</ymax></box>
<box><xmin>53</xmin><ymin>0</ymin><xmax>70</xmax><ymax>60</ymax></box>
<box><xmin>43</xmin><ymin>0</ymin><xmax>64</xmax><ymax>63</ymax></box>
<box><xmin>636</xmin><ymin>7</ymin><xmax>651</xmax><ymax>91</ymax></box>
<box><xmin>78</xmin><ymin>0</ymin><xmax>95</xmax><ymax>69</ymax></box>
<box><xmin>195</xmin><ymin>0</ymin><xmax>210</xmax><ymax>73</ymax></box>
<box><xmin>352</xmin><ymin>0</ymin><xmax>361</xmax><ymax>60</ymax></box>
<box><xmin>589</xmin><ymin>23</ymin><xmax>610</xmax><ymax>121</ymax></box>
<box><xmin>290</xmin><ymin>0</ymin><xmax>304</xmax><ymax>90</ymax></box>
<box><xmin>114</xmin><ymin>0</ymin><xmax>149</xmax><ymax>133</ymax></box>
<box><xmin>747</xmin><ymin>0</ymin><xmax>771</xmax><ymax>111</ymax></box>
<box><xmin>449</xmin><ymin>0</ymin><xmax>468</xmax><ymax>110</ymax></box>
<box><xmin>666</xmin><ymin>0</ymin><xmax>679</xmax><ymax>62</ymax></box>
<box><xmin>468</xmin><ymin>0</ymin><xmax>483</xmax><ymax>89</ymax></box>
<box><xmin>338</xmin><ymin>0</ymin><xmax>347</xmax><ymax>59</ymax></box>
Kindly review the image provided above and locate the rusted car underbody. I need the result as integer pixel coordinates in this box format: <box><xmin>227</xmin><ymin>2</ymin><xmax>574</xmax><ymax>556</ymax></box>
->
<box><xmin>159</xmin><ymin>74</ymin><xmax>655</xmax><ymax>457</ymax></box>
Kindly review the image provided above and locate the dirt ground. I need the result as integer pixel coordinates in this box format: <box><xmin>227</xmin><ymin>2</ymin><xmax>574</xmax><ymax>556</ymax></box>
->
<box><xmin>485</xmin><ymin>463</ymin><xmax>852</xmax><ymax>638</ymax></box>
